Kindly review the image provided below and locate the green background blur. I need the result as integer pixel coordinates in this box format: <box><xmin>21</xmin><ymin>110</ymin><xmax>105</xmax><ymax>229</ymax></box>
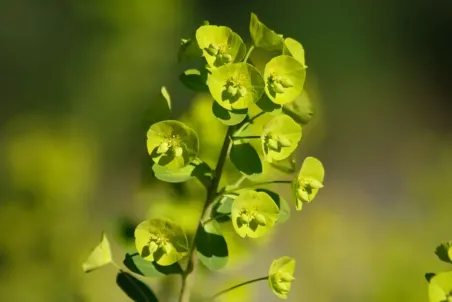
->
<box><xmin>1</xmin><ymin>0</ymin><xmax>452</xmax><ymax>301</ymax></box>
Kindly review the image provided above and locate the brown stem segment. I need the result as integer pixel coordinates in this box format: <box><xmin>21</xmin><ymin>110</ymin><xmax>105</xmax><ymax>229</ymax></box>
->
<box><xmin>178</xmin><ymin>126</ymin><xmax>235</xmax><ymax>302</ymax></box>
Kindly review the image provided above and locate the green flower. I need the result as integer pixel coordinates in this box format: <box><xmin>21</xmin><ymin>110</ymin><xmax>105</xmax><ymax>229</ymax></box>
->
<box><xmin>428</xmin><ymin>271</ymin><xmax>452</xmax><ymax>302</ymax></box>
<box><xmin>261</xmin><ymin>115</ymin><xmax>302</xmax><ymax>163</ymax></box>
<box><xmin>207</xmin><ymin>62</ymin><xmax>265</xmax><ymax>110</ymax></box>
<box><xmin>292</xmin><ymin>157</ymin><xmax>325</xmax><ymax>211</ymax></box>
<box><xmin>196</xmin><ymin>25</ymin><xmax>246</xmax><ymax>68</ymax></box>
<box><xmin>231</xmin><ymin>190</ymin><xmax>279</xmax><ymax>238</ymax></box>
<box><xmin>134</xmin><ymin>218</ymin><xmax>188</xmax><ymax>266</ymax></box>
<box><xmin>268</xmin><ymin>256</ymin><xmax>296</xmax><ymax>299</ymax></box>
<box><xmin>146</xmin><ymin>120</ymin><xmax>199</xmax><ymax>170</ymax></box>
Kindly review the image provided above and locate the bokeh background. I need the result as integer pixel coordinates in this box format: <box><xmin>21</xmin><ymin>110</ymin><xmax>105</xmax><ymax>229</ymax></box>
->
<box><xmin>1</xmin><ymin>0</ymin><xmax>452</xmax><ymax>301</ymax></box>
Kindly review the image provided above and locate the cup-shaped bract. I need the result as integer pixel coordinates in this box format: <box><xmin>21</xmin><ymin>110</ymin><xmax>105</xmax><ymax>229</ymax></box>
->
<box><xmin>134</xmin><ymin>218</ymin><xmax>188</xmax><ymax>266</ymax></box>
<box><xmin>196</xmin><ymin>25</ymin><xmax>246</xmax><ymax>68</ymax></box>
<box><xmin>207</xmin><ymin>62</ymin><xmax>265</xmax><ymax>110</ymax></box>
<box><xmin>428</xmin><ymin>271</ymin><xmax>452</xmax><ymax>302</ymax></box>
<box><xmin>147</xmin><ymin>120</ymin><xmax>199</xmax><ymax>170</ymax></box>
<box><xmin>249</xmin><ymin>12</ymin><xmax>284</xmax><ymax>51</ymax></box>
<box><xmin>231</xmin><ymin>190</ymin><xmax>279</xmax><ymax>238</ymax></box>
<box><xmin>264</xmin><ymin>55</ymin><xmax>306</xmax><ymax>105</ymax></box>
<box><xmin>268</xmin><ymin>256</ymin><xmax>296</xmax><ymax>299</ymax></box>
<box><xmin>292</xmin><ymin>156</ymin><xmax>325</xmax><ymax>211</ymax></box>
<box><xmin>261</xmin><ymin>115</ymin><xmax>302</xmax><ymax>163</ymax></box>
<box><xmin>282</xmin><ymin>38</ymin><xmax>306</xmax><ymax>68</ymax></box>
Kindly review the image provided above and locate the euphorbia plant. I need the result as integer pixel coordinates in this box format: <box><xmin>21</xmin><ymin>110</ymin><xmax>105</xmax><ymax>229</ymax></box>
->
<box><xmin>82</xmin><ymin>13</ymin><xmax>325</xmax><ymax>302</ymax></box>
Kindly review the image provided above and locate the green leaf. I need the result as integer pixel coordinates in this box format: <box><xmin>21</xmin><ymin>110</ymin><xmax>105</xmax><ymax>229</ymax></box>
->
<box><xmin>255</xmin><ymin>189</ymin><xmax>290</xmax><ymax>224</ymax></box>
<box><xmin>282</xmin><ymin>37</ymin><xmax>306</xmax><ymax>67</ymax></box>
<box><xmin>428</xmin><ymin>271</ymin><xmax>452</xmax><ymax>302</ymax></box>
<box><xmin>212</xmin><ymin>101</ymin><xmax>248</xmax><ymax>126</ymax></box>
<box><xmin>231</xmin><ymin>190</ymin><xmax>279</xmax><ymax>238</ymax></box>
<box><xmin>435</xmin><ymin>242</ymin><xmax>452</xmax><ymax>264</ymax></box>
<box><xmin>270</xmin><ymin>156</ymin><xmax>297</xmax><ymax>174</ymax></box>
<box><xmin>82</xmin><ymin>232</ymin><xmax>112</xmax><ymax>273</ymax></box>
<box><xmin>207</xmin><ymin>62</ymin><xmax>265</xmax><ymax>110</ymax></box>
<box><xmin>293</xmin><ymin>156</ymin><xmax>325</xmax><ymax>211</ymax></box>
<box><xmin>195</xmin><ymin>25</ymin><xmax>246</xmax><ymax>68</ymax></box>
<box><xmin>178</xmin><ymin>38</ymin><xmax>203</xmax><ymax>63</ymax></box>
<box><xmin>282</xmin><ymin>90</ymin><xmax>314</xmax><ymax>126</ymax></box>
<box><xmin>264</xmin><ymin>55</ymin><xmax>306</xmax><ymax>105</ymax></box>
<box><xmin>143</xmin><ymin>87</ymin><xmax>172</xmax><ymax>129</ymax></box>
<box><xmin>134</xmin><ymin>218</ymin><xmax>188</xmax><ymax>266</ymax></box>
<box><xmin>116</xmin><ymin>271</ymin><xmax>159</xmax><ymax>302</ymax></box>
<box><xmin>230</xmin><ymin>142</ymin><xmax>263</xmax><ymax>176</ymax></box>
<box><xmin>268</xmin><ymin>256</ymin><xmax>296</xmax><ymax>299</ymax></box>
<box><xmin>152</xmin><ymin>159</ymin><xmax>212</xmax><ymax>187</ymax></box>
<box><xmin>426</xmin><ymin>273</ymin><xmax>437</xmax><ymax>282</ymax></box>
<box><xmin>255</xmin><ymin>94</ymin><xmax>282</xmax><ymax>115</ymax></box>
<box><xmin>179</xmin><ymin>68</ymin><xmax>209</xmax><ymax>92</ymax></box>
<box><xmin>196</xmin><ymin>220</ymin><xmax>228</xmax><ymax>271</ymax></box>
<box><xmin>123</xmin><ymin>253</ymin><xmax>183</xmax><ymax>277</ymax></box>
<box><xmin>211</xmin><ymin>194</ymin><xmax>235</xmax><ymax>222</ymax></box>
<box><xmin>147</xmin><ymin>120</ymin><xmax>199</xmax><ymax>171</ymax></box>
<box><xmin>249</xmin><ymin>13</ymin><xmax>284</xmax><ymax>51</ymax></box>
<box><xmin>261</xmin><ymin>115</ymin><xmax>302</xmax><ymax>163</ymax></box>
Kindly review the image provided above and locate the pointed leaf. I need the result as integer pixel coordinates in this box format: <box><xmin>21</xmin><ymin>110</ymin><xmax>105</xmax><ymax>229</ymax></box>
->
<box><xmin>230</xmin><ymin>142</ymin><xmax>263</xmax><ymax>176</ymax></box>
<box><xmin>249</xmin><ymin>13</ymin><xmax>284</xmax><ymax>51</ymax></box>
<box><xmin>123</xmin><ymin>253</ymin><xmax>183</xmax><ymax>277</ymax></box>
<box><xmin>82</xmin><ymin>232</ymin><xmax>112</xmax><ymax>273</ymax></box>
<box><xmin>196</xmin><ymin>220</ymin><xmax>228</xmax><ymax>270</ymax></box>
<box><xmin>435</xmin><ymin>241</ymin><xmax>452</xmax><ymax>264</ymax></box>
<box><xmin>116</xmin><ymin>271</ymin><xmax>159</xmax><ymax>302</ymax></box>
<box><xmin>283</xmin><ymin>37</ymin><xmax>306</xmax><ymax>67</ymax></box>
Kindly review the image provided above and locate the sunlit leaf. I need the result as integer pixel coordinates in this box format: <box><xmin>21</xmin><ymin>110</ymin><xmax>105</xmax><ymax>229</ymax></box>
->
<box><xmin>255</xmin><ymin>94</ymin><xmax>282</xmax><ymax>115</ymax></box>
<box><xmin>123</xmin><ymin>252</ymin><xmax>183</xmax><ymax>277</ymax></box>
<box><xmin>179</xmin><ymin>68</ymin><xmax>209</xmax><ymax>92</ymax></box>
<box><xmin>270</xmin><ymin>156</ymin><xmax>297</xmax><ymax>174</ymax></box>
<box><xmin>293</xmin><ymin>156</ymin><xmax>325</xmax><ymax>211</ymax></box>
<box><xmin>212</xmin><ymin>101</ymin><xmax>248</xmax><ymax>126</ymax></box>
<box><xmin>435</xmin><ymin>241</ymin><xmax>452</xmax><ymax>264</ymax></box>
<box><xmin>249</xmin><ymin>12</ymin><xmax>284</xmax><ymax>51</ymax></box>
<box><xmin>152</xmin><ymin>158</ymin><xmax>212</xmax><ymax>187</ymax></box>
<box><xmin>134</xmin><ymin>218</ymin><xmax>188</xmax><ymax>266</ymax></box>
<box><xmin>196</xmin><ymin>220</ymin><xmax>228</xmax><ymax>270</ymax></box>
<box><xmin>282</xmin><ymin>37</ymin><xmax>306</xmax><ymax>67</ymax></box>
<box><xmin>116</xmin><ymin>271</ymin><xmax>159</xmax><ymax>302</ymax></box>
<box><xmin>268</xmin><ymin>256</ymin><xmax>296</xmax><ymax>299</ymax></box>
<box><xmin>82</xmin><ymin>232</ymin><xmax>112</xmax><ymax>273</ymax></box>
<box><xmin>428</xmin><ymin>271</ymin><xmax>452</xmax><ymax>302</ymax></box>
<box><xmin>207</xmin><ymin>62</ymin><xmax>265</xmax><ymax>110</ymax></box>
<box><xmin>255</xmin><ymin>189</ymin><xmax>290</xmax><ymax>224</ymax></box>
<box><xmin>230</xmin><ymin>142</ymin><xmax>263</xmax><ymax>176</ymax></box>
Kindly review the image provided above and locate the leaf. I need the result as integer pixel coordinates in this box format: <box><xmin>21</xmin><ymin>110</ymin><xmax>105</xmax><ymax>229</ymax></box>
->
<box><xmin>143</xmin><ymin>87</ymin><xmax>172</xmax><ymax>129</ymax></box>
<box><xmin>255</xmin><ymin>189</ymin><xmax>290</xmax><ymax>224</ymax></box>
<box><xmin>268</xmin><ymin>256</ymin><xmax>296</xmax><ymax>299</ymax></box>
<box><xmin>123</xmin><ymin>253</ymin><xmax>183</xmax><ymax>277</ymax></box>
<box><xmin>134</xmin><ymin>218</ymin><xmax>188</xmax><ymax>266</ymax></box>
<box><xmin>231</xmin><ymin>190</ymin><xmax>279</xmax><ymax>238</ymax></box>
<box><xmin>270</xmin><ymin>156</ymin><xmax>297</xmax><ymax>174</ymax></box>
<box><xmin>212</xmin><ymin>101</ymin><xmax>248</xmax><ymax>126</ymax></box>
<box><xmin>428</xmin><ymin>271</ymin><xmax>452</xmax><ymax>302</ymax></box>
<box><xmin>195</xmin><ymin>25</ymin><xmax>246</xmax><ymax>68</ymax></box>
<box><xmin>249</xmin><ymin>13</ymin><xmax>284</xmax><ymax>51</ymax></box>
<box><xmin>264</xmin><ymin>55</ymin><xmax>306</xmax><ymax>105</ymax></box>
<box><xmin>282</xmin><ymin>37</ymin><xmax>306</xmax><ymax>67</ymax></box>
<box><xmin>152</xmin><ymin>159</ymin><xmax>212</xmax><ymax>187</ymax></box>
<box><xmin>211</xmin><ymin>194</ymin><xmax>235</xmax><ymax>222</ymax></box>
<box><xmin>82</xmin><ymin>232</ymin><xmax>112</xmax><ymax>273</ymax></box>
<box><xmin>230</xmin><ymin>142</ymin><xmax>262</xmax><ymax>176</ymax></box>
<box><xmin>207</xmin><ymin>62</ymin><xmax>265</xmax><ymax>110</ymax></box>
<box><xmin>282</xmin><ymin>90</ymin><xmax>314</xmax><ymax>126</ymax></box>
<box><xmin>435</xmin><ymin>241</ymin><xmax>452</xmax><ymax>264</ymax></box>
<box><xmin>261</xmin><ymin>115</ymin><xmax>302</xmax><ymax>163</ymax></box>
<box><xmin>147</xmin><ymin>120</ymin><xmax>199</xmax><ymax>171</ymax></box>
<box><xmin>178</xmin><ymin>38</ymin><xmax>202</xmax><ymax>63</ymax></box>
<box><xmin>426</xmin><ymin>273</ymin><xmax>437</xmax><ymax>282</ymax></box>
<box><xmin>179</xmin><ymin>68</ymin><xmax>209</xmax><ymax>92</ymax></box>
<box><xmin>116</xmin><ymin>271</ymin><xmax>159</xmax><ymax>302</ymax></box>
<box><xmin>255</xmin><ymin>94</ymin><xmax>282</xmax><ymax>115</ymax></box>
<box><xmin>196</xmin><ymin>220</ymin><xmax>228</xmax><ymax>270</ymax></box>
<box><xmin>293</xmin><ymin>156</ymin><xmax>325</xmax><ymax>210</ymax></box>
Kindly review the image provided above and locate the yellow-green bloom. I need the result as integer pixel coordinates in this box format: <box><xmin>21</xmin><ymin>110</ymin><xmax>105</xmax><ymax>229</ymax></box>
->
<box><xmin>268</xmin><ymin>256</ymin><xmax>296</xmax><ymax>299</ymax></box>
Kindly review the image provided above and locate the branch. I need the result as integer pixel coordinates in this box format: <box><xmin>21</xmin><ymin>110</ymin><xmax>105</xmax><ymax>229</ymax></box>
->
<box><xmin>208</xmin><ymin>276</ymin><xmax>268</xmax><ymax>300</ymax></box>
<box><xmin>223</xmin><ymin>180</ymin><xmax>292</xmax><ymax>194</ymax></box>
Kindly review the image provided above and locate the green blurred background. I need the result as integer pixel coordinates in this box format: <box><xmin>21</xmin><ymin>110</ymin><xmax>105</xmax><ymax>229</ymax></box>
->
<box><xmin>1</xmin><ymin>0</ymin><xmax>452</xmax><ymax>301</ymax></box>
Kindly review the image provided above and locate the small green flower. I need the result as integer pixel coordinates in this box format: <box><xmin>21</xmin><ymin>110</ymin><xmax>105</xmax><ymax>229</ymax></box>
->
<box><xmin>292</xmin><ymin>157</ymin><xmax>325</xmax><ymax>211</ymax></box>
<box><xmin>134</xmin><ymin>218</ymin><xmax>188</xmax><ymax>266</ymax></box>
<box><xmin>268</xmin><ymin>256</ymin><xmax>296</xmax><ymax>299</ymax></box>
<box><xmin>231</xmin><ymin>190</ymin><xmax>279</xmax><ymax>238</ymax></box>
<box><xmin>428</xmin><ymin>271</ymin><xmax>452</xmax><ymax>302</ymax></box>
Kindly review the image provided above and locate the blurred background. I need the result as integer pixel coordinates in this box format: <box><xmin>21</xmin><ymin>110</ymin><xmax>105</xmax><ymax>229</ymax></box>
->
<box><xmin>1</xmin><ymin>0</ymin><xmax>452</xmax><ymax>301</ymax></box>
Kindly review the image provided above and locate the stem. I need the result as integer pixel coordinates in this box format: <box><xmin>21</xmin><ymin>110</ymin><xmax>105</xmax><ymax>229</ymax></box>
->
<box><xmin>202</xmin><ymin>213</ymin><xmax>230</xmax><ymax>226</ymax></box>
<box><xmin>232</xmin><ymin>135</ymin><xmax>261</xmax><ymax>140</ymax></box>
<box><xmin>224</xmin><ymin>180</ymin><xmax>292</xmax><ymax>194</ymax></box>
<box><xmin>178</xmin><ymin>126</ymin><xmax>235</xmax><ymax>302</ymax></box>
<box><xmin>243</xmin><ymin>45</ymin><xmax>255</xmax><ymax>63</ymax></box>
<box><xmin>248</xmin><ymin>111</ymin><xmax>265</xmax><ymax>124</ymax></box>
<box><xmin>208</xmin><ymin>276</ymin><xmax>268</xmax><ymax>300</ymax></box>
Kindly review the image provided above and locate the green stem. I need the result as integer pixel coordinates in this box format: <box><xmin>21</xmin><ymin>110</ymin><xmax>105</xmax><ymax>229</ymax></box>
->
<box><xmin>223</xmin><ymin>180</ymin><xmax>292</xmax><ymax>194</ymax></box>
<box><xmin>178</xmin><ymin>126</ymin><xmax>235</xmax><ymax>302</ymax></box>
<box><xmin>232</xmin><ymin>135</ymin><xmax>261</xmax><ymax>140</ymax></box>
<box><xmin>243</xmin><ymin>45</ymin><xmax>255</xmax><ymax>63</ymax></box>
<box><xmin>208</xmin><ymin>276</ymin><xmax>268</xmax><ymax>300</ymax></box>
<box><xmin>248</xmin><ymin>111</ymin><xmax>265</xmax><ymax>124</ymax></box>
<box><xmin>202</xmin><ymin>213</ymin><xmax>230</xmax><ymax>226</ymax></box>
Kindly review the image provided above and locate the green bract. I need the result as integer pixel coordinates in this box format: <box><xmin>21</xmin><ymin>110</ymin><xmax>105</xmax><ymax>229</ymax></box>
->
<box><xmin>293</xmin><ymin>156</ymin><xmax>325</xmax><ymax>211</ymax></box>
<box><xmin>207</xmin><ymin>62</ymin><xmax>265</xmax><ymax>110</ymax></box>
<box><xmin>435</xmin><ymin>241</ymin><xmax>452</xmax><ymax>264</ymax></box>
<box><xmin>147</xmin><ymin>120</ymin><xmax>199</xmax><ymax>170</ymax></box>
<box><xmin>231</xmin><ymin>190</ymin><xmax>279</xmax><ymax>238</ymax></box>
<box><xmin>428</xmin><ymin>271</ymin><xmax>452</xmax><ymax>302</ymax></box>
<box><xmin>249</xmin><ymin>12</ymin><xmax>284</xmax><ymax>51</ymax></box>
<box><xmin>268</xmin><ymin>256</ymin><xmax>296</xmax><ymax>299</ymax></box>
<box><xmin>261</xmin><ymin>115</ymin><xmax>302</xmax><ymax>163</ymax></box>
<box><xmin>82</xmin><ymin>232</ymin><xmax>112</xmax><ymax>273</ymax></box>
<box><xmin>283</xmin><ymin>37</ymin><xmax>306</xmax><ymax>67</ymax></box>
<box><xmin>134</xmin><ymin>218</ymin><xmax>188</xmax><ymax>266</ymax></box>
<box><xmin>196</xmin><ymin>25</ymin><xmax>246</xmax><ymax>68</ymax></box>
<box><xmin>282</xmin><ymin>90</ymin><xmax>314</xmax><ymax>126</ymax></box>
<box><xmin>212</xmin><ymin>101</ymin><xmax>248</xmax><ymax>125</ymax></box>
<box><xmin>264</xmin><ymin>55</ymin><xmax>306</xmax><ymax>105</ymax></box>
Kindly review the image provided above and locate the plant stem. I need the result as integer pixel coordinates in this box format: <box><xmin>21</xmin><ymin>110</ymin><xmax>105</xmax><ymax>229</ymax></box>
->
<box><xmin>243</xmin><ymin>45</ymin><xmax>255</xmax><ymax>63</ymax></box>
<box><xmin>232</xmin><ymin>135</ymin><xmax>261</xmax><ymax>140</ymax></box>
<box><xmin>178</xmin><ymin>126</ymin><xmax>235</xmax><ymax>302</ymax></box>
<box><xmin>223</xmin><ymin>180</ymin><xmax>292</xmax><ymax>194</ymax></box>
<box><xmin>248</xmin><ymin>111</ymin><xmax>265</xmax><ymax>124</ymax></box>
<box><xmin>208</xmin><ymin>276</ymin><xmax>268</xmax><ymax>300</ymax></box>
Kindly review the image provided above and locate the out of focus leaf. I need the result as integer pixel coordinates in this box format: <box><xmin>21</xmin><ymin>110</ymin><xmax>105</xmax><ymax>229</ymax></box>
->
<box><xmin>196</xmin><ymin>220</ymin><xmax>228</xmax><ymax>270</ymax></box>
<box><xmin>82</xmin><ymin>232</ymin><xmax>112</xmax><ymax>273</ymax></box>
<box><xmin>123</xmin><ymin>253</ymin><xmax>183</xmax><ymax>277</ymax></box>
<box><xmin>116</xmin><ymin>271</ymin><xmax>159</xmax><ymax>302</ymax></box>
